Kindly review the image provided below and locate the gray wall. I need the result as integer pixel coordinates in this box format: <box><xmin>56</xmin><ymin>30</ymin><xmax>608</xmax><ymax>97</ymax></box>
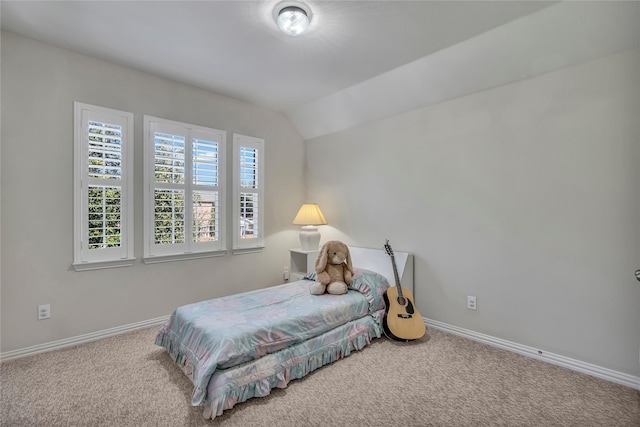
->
<box><xmin>0</xmin><ymin>31</ymin><xmax>305</xmax><ymax>352</ymax></box>
<box><xmin>307</xmin><ymin>49</ymin><xmax>640</xmax><ymax>377</ymax></box>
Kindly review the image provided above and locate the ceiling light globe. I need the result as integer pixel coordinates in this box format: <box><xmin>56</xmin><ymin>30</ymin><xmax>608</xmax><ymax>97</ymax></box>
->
<box><xmin>277</xmin><ymin>6</ymin><xmax>310</xmax><ymax>36</ymax></box>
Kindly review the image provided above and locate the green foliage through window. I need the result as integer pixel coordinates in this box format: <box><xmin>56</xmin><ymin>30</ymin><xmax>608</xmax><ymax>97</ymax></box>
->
<box><xmin>154</xmin><ymin>189</ymin><xmax>185</xmax><ymax>245</ymax></box>
<box><xmin>88</xmin><ymin>186</ymin><xmax>122</xmax><ymax>249</ymax></box>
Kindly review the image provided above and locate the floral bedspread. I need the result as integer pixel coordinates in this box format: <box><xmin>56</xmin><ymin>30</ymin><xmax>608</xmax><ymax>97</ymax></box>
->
<box><xmin>156</xmin><ymin>269</ymin><xmax>390</xmax><ymax>405</ymax></box>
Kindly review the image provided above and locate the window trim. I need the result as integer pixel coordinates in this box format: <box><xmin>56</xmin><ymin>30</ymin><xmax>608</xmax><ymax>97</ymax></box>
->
<box><xmin>143</xmin><ymin>116</ymin><xmax>227</xmax><ymax>263</ymax></box>
<box><xmin>232</xmin><ymin>133</ymin><xmax>265</xmax><ymax>253</ymax></box>
<box><xmin>73</xmin><ymin>102</ymin><xmax>135</xmax><ymax>271</ymax></box>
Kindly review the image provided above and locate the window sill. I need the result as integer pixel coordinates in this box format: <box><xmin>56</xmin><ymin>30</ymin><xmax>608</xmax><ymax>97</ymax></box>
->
<box><xmin>232</xmin><ymin>246</ymin><xmax>265</xmax><ymax>255</ymax></box>
<box><xmin>143</xmin><ymin>250</ymin><xmax>227</xmax><ymax>264</ymax></box>
<box><xmin>72</xmin><ymin>258</ymin><xmax>136</xmax><ymax>272</ymax></box>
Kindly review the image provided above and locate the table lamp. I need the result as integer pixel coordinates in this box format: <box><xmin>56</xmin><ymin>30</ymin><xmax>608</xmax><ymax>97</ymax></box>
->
<box><xmin>292</xmin><ymin>203</ymin><xmax>327</xmax><ymax>250</ymax></box>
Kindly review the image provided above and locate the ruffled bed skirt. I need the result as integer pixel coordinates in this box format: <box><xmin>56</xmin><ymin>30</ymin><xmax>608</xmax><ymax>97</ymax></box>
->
<box><xmin>202</xmin><ymin>315</ymin><xmax>381</xmax><ymax>419</ymax></box>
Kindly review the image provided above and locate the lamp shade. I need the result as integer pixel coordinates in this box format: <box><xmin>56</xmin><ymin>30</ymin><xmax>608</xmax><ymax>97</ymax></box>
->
<box><xmin>292</xmin><ymin>204</ymin><xmax>327</xmax><ymax>225</ymax></box>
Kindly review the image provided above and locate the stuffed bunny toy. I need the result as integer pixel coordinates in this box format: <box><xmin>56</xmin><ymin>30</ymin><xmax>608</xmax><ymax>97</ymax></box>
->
<box><xmin>309</xmin><ymin>240</ymin><xmax>354</xmax><ymax>295</ymax></box>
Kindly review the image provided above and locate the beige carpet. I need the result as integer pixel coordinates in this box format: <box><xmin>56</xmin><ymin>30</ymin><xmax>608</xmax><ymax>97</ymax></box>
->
<box><xmin>1</xmin><ymin>326</ymin><xmax>638</xmax><ymax>426</ymax></box>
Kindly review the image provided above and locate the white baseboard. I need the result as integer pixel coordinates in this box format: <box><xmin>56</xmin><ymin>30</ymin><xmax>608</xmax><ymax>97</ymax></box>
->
<box><xmin>424</xmin><ymin>317</ymin><xmax>640</xmax><ymax>391</ymax></box>
<box><xmin>0</xmin><ymin>315</ymin><xmax>169</xmax><ymax>362</ymax></box>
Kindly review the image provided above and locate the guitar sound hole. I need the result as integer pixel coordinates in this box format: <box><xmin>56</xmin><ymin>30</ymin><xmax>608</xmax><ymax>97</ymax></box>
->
<box><xmin>396</xmin><ymin>296</ymin><xmax>407</xmax><ymax>306</ymax></box>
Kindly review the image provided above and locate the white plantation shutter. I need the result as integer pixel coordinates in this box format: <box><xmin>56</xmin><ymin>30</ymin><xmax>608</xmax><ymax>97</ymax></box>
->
<box><xmin>154</xmin><ymin>131</ymin><xmax>186</xmax><ymax>184</ymax></box>
<box><xmin>87</xmin><ymin>120</ymin><xmax>123</xmax><ymax>251</ymax></box>
<box><xmin>233</xmin><ymin>134</ymin><xmax>264</xmax><ymax>252</ymax></box>
<box><xmin>73</xmin><ymin>103</ymin><xmax>134</xmax><ymax>270</ymax></box>
<box><xmin>154</xmin><ymin>188</ymin><xmax>185</xmax><ymax>246</ymax></box>
<box><xmin>149</xmin><ymin>123</ymin><xmax>187</xmax><ymax>255</ymax></box>
<box><xmin>144</xmin><ymin>116</ymin><xmax>226</xmax><ymax>262</ymax></box>
<box><xmin>88</xmin><ymin>186</ymin><xmax>122</xmax><ymax>249</ymax></box>
<box><xmin>240</xmin><ymin>146</ymin><xmax>259</xmax><ymax>239</ymax></box>
<box><xmin>88</xmin><ymin>121</ymin><xmax>123</xmax><ymax>180</ymax></box>
<box><xmin>192</xmin><ymin>134</ymin><xmax>221</xmax><ymax>246</ymax></box>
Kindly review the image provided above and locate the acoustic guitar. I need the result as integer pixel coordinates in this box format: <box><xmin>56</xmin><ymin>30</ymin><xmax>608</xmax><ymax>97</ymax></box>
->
<box><xmin>382</xmin><ymin>240</ymin><xmax>426</xmax><ymax>341</ymax></box>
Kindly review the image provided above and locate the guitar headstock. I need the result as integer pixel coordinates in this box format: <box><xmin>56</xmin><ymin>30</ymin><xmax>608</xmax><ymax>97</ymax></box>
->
<box><xmin>384</xmin><ymin>239</ymin><xmax>394</xmax><ymax>257</ymax></box>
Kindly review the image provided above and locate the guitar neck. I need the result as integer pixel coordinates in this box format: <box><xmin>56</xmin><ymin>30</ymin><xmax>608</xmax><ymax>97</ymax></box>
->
<box><xmin>389</xmin><ymin>253</ymin><xmax>403</xmax><ymax>297</ymax></box>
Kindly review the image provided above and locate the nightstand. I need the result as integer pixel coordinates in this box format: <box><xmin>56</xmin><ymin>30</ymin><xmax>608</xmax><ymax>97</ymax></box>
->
<box><xmin>289</xmin><ymin>248</ymin><xmax>319</xmax><ymax>281</ymax></box>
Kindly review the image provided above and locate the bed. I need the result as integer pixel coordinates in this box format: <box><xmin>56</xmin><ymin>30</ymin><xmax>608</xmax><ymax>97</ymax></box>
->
<box><xmin>155</xmin><ymin>246</ymin><xmax>414</xmax><ymax>419</ymax></box>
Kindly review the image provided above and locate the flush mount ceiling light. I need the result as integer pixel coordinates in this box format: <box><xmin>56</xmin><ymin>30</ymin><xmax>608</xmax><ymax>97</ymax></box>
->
<box><xmin>274</xmin><ymin>2</ymin><xmax>312</xmax><ymax>36</ymax></box>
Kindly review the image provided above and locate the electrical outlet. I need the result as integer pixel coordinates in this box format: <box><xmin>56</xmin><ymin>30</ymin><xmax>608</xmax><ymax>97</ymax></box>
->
<box><xmin>467</xmin><ymin>296</ymin><xmax>477</xmax><ymax>311</ymax></box>
<box><xmin>38</xmin><ymin>304</ymin><xmax>51</xmax><ymax>320</ymax></box>
<box><xmin>283</xmin><ymin>266</ymin><xmax>290</xmax><ymax>281</ymax></box>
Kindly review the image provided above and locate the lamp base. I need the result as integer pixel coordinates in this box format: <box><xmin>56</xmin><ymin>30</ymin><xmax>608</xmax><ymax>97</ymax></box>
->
<box><xmin>299</xmin><ymin>225</ymin><xmax>321</xmax><ymax>251</ymax></box>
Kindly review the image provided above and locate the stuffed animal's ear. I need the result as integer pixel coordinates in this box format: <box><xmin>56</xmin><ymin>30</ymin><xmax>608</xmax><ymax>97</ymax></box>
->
<box><xmin>315</xmin><ymin>242</ymin><xmax>329</xmax><ymax>273</ymax></box>
<box><xmin>344</xmin><ymin>243</ymin><xmax>354</xmax><ymax>274</ymax></box>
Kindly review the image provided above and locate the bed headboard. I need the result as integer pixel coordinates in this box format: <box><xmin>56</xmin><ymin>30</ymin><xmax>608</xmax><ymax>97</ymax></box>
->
<box><xmin>349</xmin><ymin>246</ymin><xmax>414</xmax><ymax>293</ymax></box>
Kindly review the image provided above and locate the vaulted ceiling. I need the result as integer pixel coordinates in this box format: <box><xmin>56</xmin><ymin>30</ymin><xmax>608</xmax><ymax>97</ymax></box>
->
<box><xmin>2</xmin><ymin>1</ymin><xmax>638</xmax><ymax>139</ymax></box>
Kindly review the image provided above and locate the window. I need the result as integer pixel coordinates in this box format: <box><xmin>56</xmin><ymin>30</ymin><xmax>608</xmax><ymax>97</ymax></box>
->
<box><xmin>73</xmin><ymin>102</ymin><xmax>134</xmax><ymax>270</ymax></box>
<box><xmin>233</xmin><ymin>134</ymin><xmax>265</xmax><ymax>253</ymax></box>
<box><xmin>143</xmin><ymin>116</ymin><xmax>226</xmax><ymax>262</ymax></box>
